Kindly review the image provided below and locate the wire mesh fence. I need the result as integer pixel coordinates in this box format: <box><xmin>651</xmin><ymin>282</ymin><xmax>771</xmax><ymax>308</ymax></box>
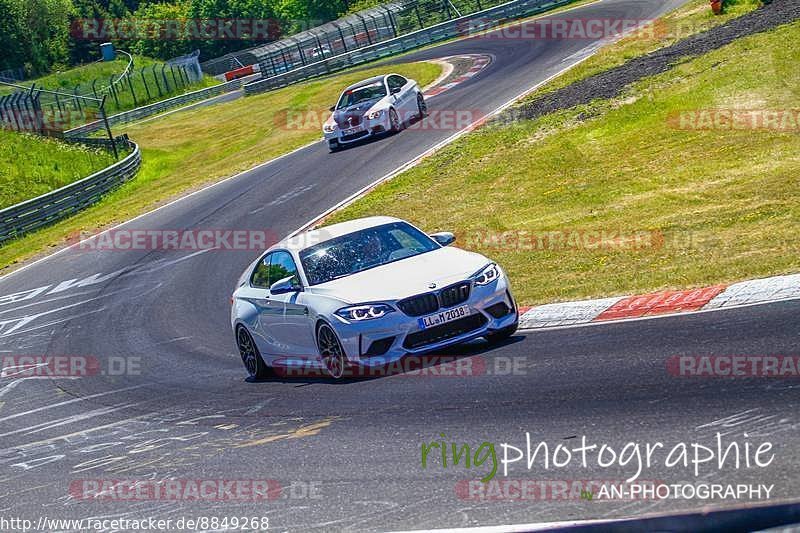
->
<box><xmin>0</xmin><ymin>81</ymin><xmax>123</xmax><ymax>158</ymax></box>
<box><xmin>201</xmin><ymin>0</ymin><xmax>512</xmax><ymax>77</ymax></box>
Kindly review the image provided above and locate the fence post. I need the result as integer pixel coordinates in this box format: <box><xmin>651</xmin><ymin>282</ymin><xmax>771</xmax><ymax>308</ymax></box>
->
<box><xmin>126</xmin><ymin>71</ymin><xmax>138</xmax><ymax>107</ymax></box>
<box><xmin>99</xmin><ymin>95</ymin><xmax>118</xmax><ymax>160</ymax></box>
<box><xmin>92</xmin><ymin>79</ymin><xmax>99</xmax><ymax>100</ymax></box>
<box><xmin>140</xmin><ymin>67</ymin><xmax>151</xmax><ymax>100</ymax></box>
<box><xmin>109</xmin><ymin>75</ymin><xmax>120</xmax><ymax>108</ymax></box>
<box><xmin>73</xmin><ymin>85</ymin><xmax>82</xmax><ymax>113</ymax></box>
<box><xmin>152</xmin><ymin>64</ymin><xmax>162</xmax><ymax>97</ymax></box>
<box><xmin>161</xmin><ymin>64</ymin><xmax>171</xmax><ymax>92</ymax></box>
<box><xmin>169</xmin><ymin>65</ymin><xmax>179</xmax><ymax>89</ymax></box>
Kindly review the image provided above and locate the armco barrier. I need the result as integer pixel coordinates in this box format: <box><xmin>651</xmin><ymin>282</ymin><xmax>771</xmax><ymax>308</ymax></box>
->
<box><xmin>0</xmin><ymin>140</ymin><xmax>141</xmax><ymax>244</ymax></box>
<box><xmin>244</xmin><ymin>0</ymin><xmax>577</xmax><ymax>95</ymax></box>
<box><xmin>64</xmin><ymin>78</ymin><xmax>244</xmax><ymax>137</ymax></box>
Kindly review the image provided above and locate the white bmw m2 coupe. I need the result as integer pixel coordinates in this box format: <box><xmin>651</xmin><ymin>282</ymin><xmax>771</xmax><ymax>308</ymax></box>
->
<box><xmin>231</xmin><ymin>217</ymin><xmax>518</xmax><ymax>379</ymax></box>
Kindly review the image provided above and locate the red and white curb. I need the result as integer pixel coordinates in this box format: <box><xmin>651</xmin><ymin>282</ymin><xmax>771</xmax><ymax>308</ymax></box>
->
<box><xmin>517</xmin><ymin>273</ymin><xmax>800</xmax><ymax>330</ymax></box>
<box><xmin>424</xmin><ymin>54</ymin><xmax>492</xmax><ymax>98</ymax></box>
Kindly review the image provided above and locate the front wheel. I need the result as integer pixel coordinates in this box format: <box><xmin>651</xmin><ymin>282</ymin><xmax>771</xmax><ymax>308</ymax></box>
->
<box><xmin>416</xmin><ymin>93</ymin><xmax>427</xmax><ymax>118</ymax></box>
<box><xmin>236</xmin><ymin>326</ymin><xmax>271</xmax><ymax>379</ymax></box>
<box><xmin>317</xmin><ymin>323</ymin><xmax>350</xmax><ymax>379</ymax></box>
<box><xmin>389</xmin><ymin>108</ymin><xmax>402</xmax><ymax>133</ymax></box>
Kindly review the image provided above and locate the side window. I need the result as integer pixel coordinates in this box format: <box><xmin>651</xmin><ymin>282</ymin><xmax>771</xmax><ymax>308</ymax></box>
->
<box><xmin>269</xmin><ymin>251</ymin><xmax>300</xmax><ymax>288</ymax></box>
<box><xmin>250</xmin><ymin>253</ymin><xmax>273</xmax><ymax>288</ymax></box>
<box><xmin>388</xmin><ymin>75</ymin><xmax>406</xmax><ymax>92</ymax></box>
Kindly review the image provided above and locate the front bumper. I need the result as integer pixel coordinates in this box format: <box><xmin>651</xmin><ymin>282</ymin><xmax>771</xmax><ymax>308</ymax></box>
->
<box><xmin>324</xmin><ymin>113</ymin><xmax>392</xmax><ymax>147</ymax></box>
<box><xmin>331</xmin><ymin>275</ymin><xmax>517</xmax><ymax>368</ymax></box>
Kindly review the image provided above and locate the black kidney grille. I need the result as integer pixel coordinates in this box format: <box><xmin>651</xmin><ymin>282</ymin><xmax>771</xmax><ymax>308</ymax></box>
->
<box><xmin>397</xmin><ymin>282</ymin><xmax>471</xmax><ymax>317</ymax></box>
<box><xmin>397</xmin><ymin>293</ymin><xmax>439</xmax><ymax>317</ymax></box>
<box><xmin>439</xmin><ymin>282</ymin><xmax>471</xmax><ymax>308</ymax></box>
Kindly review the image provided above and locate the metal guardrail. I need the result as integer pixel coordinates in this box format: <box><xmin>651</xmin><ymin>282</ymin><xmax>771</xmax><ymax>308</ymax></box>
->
<box><xmin>0</xmin><ymin>139</ymin><xmax>142</xmax><ymax>244</ymax></box>
<box><xmin>244</xmin><ymin>0</ymin><xmax>576</xmax><ymax>95</ymax></box>
<box><xmin>64</xmin><ymin>78</ymin><xmax>245</xmax><ymax>137</ymax></box>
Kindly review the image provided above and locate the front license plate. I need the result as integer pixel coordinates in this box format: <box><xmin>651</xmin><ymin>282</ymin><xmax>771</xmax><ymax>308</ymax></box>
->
<box><xmin>419</xmin><ymin>304</ymin><xmax>471</xmax><ymax>329</ymax></box>
<box><xmin>343</xmin><ymin>127</ymin><xmax>359</xmax><ymax>135</ymax></box>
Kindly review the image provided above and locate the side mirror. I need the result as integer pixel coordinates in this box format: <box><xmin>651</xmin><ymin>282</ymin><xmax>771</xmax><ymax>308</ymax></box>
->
<box><xmin>391</xmin><ymin>87</ymin><xmax>402</xmax><ymax>95</ymax></box>
<box><xmin>270</xmin><ymin>276</ymin><xmax>302</xmax><ymax>295</ymax></box>
<box><xmin>329</xmin><ymin>105</ymin><xmax>335</xmax><ymax>112</ymax></box>
<box><xmin>430</xmin><ymin>232</ymin><xmax>455</xmax><ymax>247</ymax></box>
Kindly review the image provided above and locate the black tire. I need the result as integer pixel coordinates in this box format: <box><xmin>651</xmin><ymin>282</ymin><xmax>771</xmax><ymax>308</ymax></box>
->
<box><xmin>389</xmin><ymin>108</ymin><xmax>402</xmax><ymax>133</ymax></box>
<box><xmin>317</xmin><ymin>322</ymin><xmax>350</xmax><ymax>379</ymax></box>
<box><xmin>328</xmin><ymin>142</ymin><xmax>340</xmax><ymax>153</ymax></box>
<box><xmin>416</xmin><ymin>93</ymin><xmax>427</xmax><ymax>118</ymax></box>
<box><xmin>236</xmin><ymin>326</ymin><xmax>271</xmax><ymax>379</ymax></box>
<box><xmin>485</xmin><ymin>322</ymin><xmax>518</xmax><ymax>344</ymax></box>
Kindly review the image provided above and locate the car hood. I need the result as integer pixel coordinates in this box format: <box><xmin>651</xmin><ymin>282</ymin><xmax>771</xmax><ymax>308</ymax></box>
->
<box><xmin>331</xmin><ymin>98</ymin><xmax>383</xmax><ymax>128</ymax></box>
<box><xmin>307</xmin><ymin>246</ymin><xmax>491</xmax><ymax>304</ymax></box>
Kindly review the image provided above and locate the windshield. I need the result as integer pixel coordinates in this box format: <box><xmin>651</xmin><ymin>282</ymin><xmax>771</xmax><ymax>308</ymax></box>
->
<box><xmin>300</xmin><ymin>222</ymin><xmax>439</xmax><ymax>285</ymax></box>
<box><xmin>336</xmin><ymin>82</ymin><xmax>386</xmax><ymax>109</ymax></box>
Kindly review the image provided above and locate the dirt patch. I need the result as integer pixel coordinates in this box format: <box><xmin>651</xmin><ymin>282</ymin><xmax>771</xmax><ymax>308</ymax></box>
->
<box><xmin>502</xmin><ymin>0</ymin><xmax>800</xmax><ymax>123</ymax></box>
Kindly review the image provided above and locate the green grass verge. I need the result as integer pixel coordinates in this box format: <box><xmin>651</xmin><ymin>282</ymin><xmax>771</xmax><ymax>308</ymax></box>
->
<box><xmin>0</xmin><ymin>130</ymin><xmax>119</xmax><ymax>209</ymax></box>
<box><xmin>326</xmin><ymin>17</ymin><xmax>800</xmax><ymax>305</ymax></box>
<box><xmin>0</xmin><ymin>61</ymin><xmax>441</xmax><ymax>273</ymax></box>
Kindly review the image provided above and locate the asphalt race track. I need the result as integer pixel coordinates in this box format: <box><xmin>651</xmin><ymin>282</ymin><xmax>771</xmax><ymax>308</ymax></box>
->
<box><xmin>3</xmin><ymin>0</ymin><xmax>799</xmax><ymax>530</ymax></box>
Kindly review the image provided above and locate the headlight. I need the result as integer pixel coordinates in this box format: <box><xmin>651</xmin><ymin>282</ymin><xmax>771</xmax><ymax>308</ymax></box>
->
<box><xmin>474</xmin><ymin>263</ymin><xmax>500</xmax><ymax>286</ymax></box>
<box><xmin>335</xmin><ymin>304</ymin><xmax>395</xmax><ymax>321</ymax></box>
<box><xmin>367</xmin><ymin>109</ymin><xmax>384</xmax><ymax>120</ymax></box>
<box><xmin>323</xmin><ymin>123</ymin><xmax>336</xmax><ymax>133</ymax></box>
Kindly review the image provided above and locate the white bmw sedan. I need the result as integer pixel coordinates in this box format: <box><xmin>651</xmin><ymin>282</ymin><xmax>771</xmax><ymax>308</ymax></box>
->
<box><xmin>231</xmin><ymin>216</ymin><xmax>518</xmax><ymax>379</ymax></box>
<box><xmin>322</xmin><ymin>74</ymin><xmax>427</xmax><ymax>152</ymax></box>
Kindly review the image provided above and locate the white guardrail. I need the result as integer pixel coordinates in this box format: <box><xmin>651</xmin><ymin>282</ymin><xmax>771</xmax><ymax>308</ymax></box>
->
<box><xmin>244</xmin><ymin>0</ymin><xmax>578</xmax><ymax>95</ymax></box>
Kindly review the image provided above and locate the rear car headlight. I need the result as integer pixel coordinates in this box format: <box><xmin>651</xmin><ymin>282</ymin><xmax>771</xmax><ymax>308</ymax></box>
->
<box><xmin>323</xmin><ymin>123</ymin><xmax>337</xmax><ymax>133</ymax></box>
<box><xmin>335</xmin><ymin>304</ymin><xmax>395</xmax><ymax>321</ymax></box>
<box><xmin>474</xmin><ymin>263</ymin><xmax>500</xmax><ymax>286</ymax></box>
<box><xmin>367</xmin><ymin>110</ymin><xmax>384</xmax><ymax>120</ymax></box>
